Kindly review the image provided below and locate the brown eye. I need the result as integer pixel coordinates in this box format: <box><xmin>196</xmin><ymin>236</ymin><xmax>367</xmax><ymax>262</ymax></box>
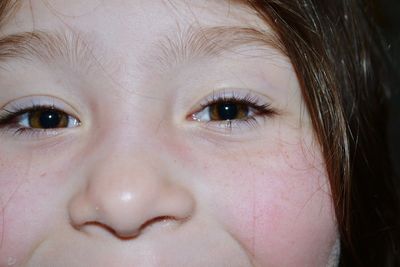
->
<box><xmin>28</xmin><ymin>109</ymin><xmax>70</xmax><ymax>129</ymax></box>
<box><xmin>209</xmin><ymin>102</ymin><xmax>249</xmax><ymax>121</ymax></box>
<box><xmin>190</xmin><ymin>92</ymin><xmax>275</xmax><ymax>129</ymax></box>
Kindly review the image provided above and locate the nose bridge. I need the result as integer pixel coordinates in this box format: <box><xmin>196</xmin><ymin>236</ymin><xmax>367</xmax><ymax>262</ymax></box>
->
<box><xmin>68</xmin><ymin>144</ymin><xmax>195</xmax><ymax>238</ymax></box>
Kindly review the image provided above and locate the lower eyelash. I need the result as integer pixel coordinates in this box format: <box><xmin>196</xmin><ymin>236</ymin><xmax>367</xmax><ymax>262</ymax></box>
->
<box><xmin>208</xmin><ymin>117</ymin><xmax>259</xmax><ymax>131</ymax></box>
<box><xmin>211</xmin><ymin>116</ymin><xmax>263</xmax><ymax>129</ymax></box>
<box><xmin>0</xmin><ymin>125</ymin><xmax>57</xmax><ymax>138</ymax></box>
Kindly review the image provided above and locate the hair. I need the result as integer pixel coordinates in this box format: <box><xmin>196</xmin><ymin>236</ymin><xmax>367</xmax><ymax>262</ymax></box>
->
<box><xmin>0</xmin><ymin>0</ymin><xmax>399</xmax><ymax>266</ymax></box>
<box><xmin>242</xmin><ymin>0</ymin><xmax>400</xmax><ymax>265</ymax></box>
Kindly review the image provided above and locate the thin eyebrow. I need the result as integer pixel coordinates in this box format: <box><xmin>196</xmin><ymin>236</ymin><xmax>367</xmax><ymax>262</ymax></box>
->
<box><xmin>151</xmin><ymin>25</ymin><xmax>285</xmax><ymax>69</ymax></box>
<box><xmin>0</xmin><ymin>30</ymin><xmax>97</xmax><ymax>71</ymax></box>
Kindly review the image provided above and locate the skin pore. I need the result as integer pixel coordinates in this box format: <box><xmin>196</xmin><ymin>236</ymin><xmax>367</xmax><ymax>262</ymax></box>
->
<box><xmin>0</xmin><ymin>0</ymin><xmax>338</xmax><ymax>266</ymax></box>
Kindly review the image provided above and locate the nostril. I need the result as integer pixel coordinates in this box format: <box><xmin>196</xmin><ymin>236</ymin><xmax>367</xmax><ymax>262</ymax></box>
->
<box><xmin>75</xmin><ymin>221</ymin><xmax>141</xmax><ymax>240</ymax></box>
<box><xmin>131</xmin><ymin>215</ymin><xmax>185</xmax><ymax>238</ymax></box>
<box><xmin>139</xmin><ymin>215</ymin><xmax>179</xmax><ymax>231</ymax></box>
<box><xmin>75</xmin><ymin>216</ymin><xmax>183</xmax><ymax>240</ymax></box>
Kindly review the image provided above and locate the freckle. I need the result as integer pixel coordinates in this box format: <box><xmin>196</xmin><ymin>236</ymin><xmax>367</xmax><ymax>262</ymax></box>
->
<box><xmin>40</xmin><ymin>172</ymin><xmax>47</xmax><ymax>177</ymax></box>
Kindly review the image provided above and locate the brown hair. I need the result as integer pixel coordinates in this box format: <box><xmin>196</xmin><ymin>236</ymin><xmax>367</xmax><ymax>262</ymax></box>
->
<box><xmin>243</xmin><ymin>0</ymin><xmax>400</xmax><ymax>265</ymax></box>
<box><xmin>0</xmin><ymin>0</ymin><xmax>399</xmax><ymax>265</ymax></box>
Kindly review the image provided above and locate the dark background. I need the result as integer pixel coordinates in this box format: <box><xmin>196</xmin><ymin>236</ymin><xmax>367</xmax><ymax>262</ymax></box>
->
<box><xmin>377</xmin><ymin>0</ymin><xmax>400</xmax><ymax>174</ymax></box>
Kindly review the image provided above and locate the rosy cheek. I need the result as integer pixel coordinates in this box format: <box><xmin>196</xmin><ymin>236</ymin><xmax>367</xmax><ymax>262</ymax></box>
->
<box><xmin>197</xmin><ymin>141</ymin><xmax>336</xmax><ymax>265</ymax></box>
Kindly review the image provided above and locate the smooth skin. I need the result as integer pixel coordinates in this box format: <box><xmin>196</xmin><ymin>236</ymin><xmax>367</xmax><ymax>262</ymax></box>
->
<box><xmin>0</xmin><ymin>1</ymin><xmax>338</xmax><ymax>266</ymax></box>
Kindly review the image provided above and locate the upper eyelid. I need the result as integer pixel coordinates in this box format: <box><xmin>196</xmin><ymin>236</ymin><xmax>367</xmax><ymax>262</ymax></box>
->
<box><xmin>191</xmin><ymin>89</ymin><xmax>274</xmax><ymax>110</ymax></box>
<box><xmin>200</xmin><ymin>94</ymin><xmax>267</xmax><ymax>107</ymax></box>
<box><xmin>194</xmin><ymin>98</ymin><xmax>271</xmax><ymax>119</ymax></box>
<box><xmin>2</xmin><ymin>105</ymin><xmax>65</xmax><ymax>119</ymax></box>
<box><xmin>0</xmin><ymin>105</ymin><xmax>79</xmax><ymax>127</ymax></box>
<box><xmin>0</xmin><ymin>95</ymin><xmax>81</xmax><ymax>116</ymax></box>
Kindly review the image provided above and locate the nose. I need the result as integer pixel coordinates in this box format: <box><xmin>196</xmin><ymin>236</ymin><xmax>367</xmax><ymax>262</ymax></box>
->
<box><xmin>68</xmin><ymin>154</ymin><xmax>195</xmax><ymax>238</ymax></box>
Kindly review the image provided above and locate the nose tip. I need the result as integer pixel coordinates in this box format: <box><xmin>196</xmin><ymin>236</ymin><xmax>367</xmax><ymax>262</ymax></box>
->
<box><xmin>68</xmin><ymin>165</ymin><xmax>195</xmax><ymax>239</ymax></box>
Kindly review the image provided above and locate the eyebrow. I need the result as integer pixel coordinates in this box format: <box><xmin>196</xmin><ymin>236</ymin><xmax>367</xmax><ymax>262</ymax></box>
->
<box><xmin>154</xmin><ymin>25</ymin><xmax>285</xmax><ymax>68</ymax></box>
<box><xmin>0</xmin><ymin>0</ymin><xmax>20</xmax><ymax>28</ymax></box>
<box><xmin>0</xmin><ymin>26</ymin><xmax>284</xmax><ymax>72</ymax></box>
<box><xmin>0</xmin><ymin>30</ymin><xmax>97</xmax><ymax>71</ymax></box>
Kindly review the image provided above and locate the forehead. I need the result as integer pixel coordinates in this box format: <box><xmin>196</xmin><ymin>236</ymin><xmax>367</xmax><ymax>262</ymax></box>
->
<box><xmin>2</xmin><ymin>0</ymin><xmax>267</xmax><ymax>34</ymax></box>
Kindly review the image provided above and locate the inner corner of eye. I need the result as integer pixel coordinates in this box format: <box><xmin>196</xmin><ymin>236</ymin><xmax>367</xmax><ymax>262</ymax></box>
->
<box><xmin>186</xmin><ymin>112</ymin><xmax>200</xmax><ymax>121</ymax></box>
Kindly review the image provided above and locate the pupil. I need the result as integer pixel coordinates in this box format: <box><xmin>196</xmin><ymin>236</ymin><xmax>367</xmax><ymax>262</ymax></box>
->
<box><xmin>39</xmin><ymin>110</ymin><xmax>61</xmax><ymax>129</ymax></box>
<box><xmin>217</xmin><ymin>102</ymin><xmax>239</xmax><ymax>120</ymax></box>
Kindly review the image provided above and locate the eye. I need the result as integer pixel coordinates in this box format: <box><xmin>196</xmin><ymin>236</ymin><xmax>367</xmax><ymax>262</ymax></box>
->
<box><xmin>0</xmin><ymin>104</ymin><xmax>80</xmax><ymax>137</ymax></box>
<box><xmin>194</xmin><ymin>101</ymin><xmax>255</xmax><ymax>122</ymax></box>
<box><xmin>18</xmin><ymin>108</ymin><xmax>79</xmax><ymax>129</ymax></box>
<box><xmin>190</xmin><ymin>91</ymin><xmax>276</xmax><ymax>127</ymax></box>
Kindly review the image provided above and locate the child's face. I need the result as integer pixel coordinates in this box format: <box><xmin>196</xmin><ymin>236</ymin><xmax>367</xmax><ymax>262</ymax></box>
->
<box><xmin>0</xmin><ymin>1</ymin><xmax>338</xmax><ymax>266</ymax></box>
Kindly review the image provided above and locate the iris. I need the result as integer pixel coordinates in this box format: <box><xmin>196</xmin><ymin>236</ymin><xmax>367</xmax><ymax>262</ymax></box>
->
<box><xmin>29</xmin><ymin>109</ymin><xmax>68</xmax><ymax>129</ymax></box>
<box><xmin>210</xmin><ymin>102</ymin><xmax>249</xmax><ymax>121</ymax></box>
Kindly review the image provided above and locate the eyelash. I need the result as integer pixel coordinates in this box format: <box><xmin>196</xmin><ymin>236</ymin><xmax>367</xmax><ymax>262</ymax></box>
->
<box><xmin>0</xmin><ymin>104</ymin><xmax>79</xmax><ymax>137</ymax></box>
<box><xmin>191</xmin><ymin>91</ymin><xmax>276</xmax><ymax>130</ymax></box>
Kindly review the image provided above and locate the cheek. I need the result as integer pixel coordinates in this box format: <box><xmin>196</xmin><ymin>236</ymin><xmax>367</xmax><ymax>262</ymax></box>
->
<box><xmin>196</xmin><ymin>141</ymin><xmax>337</xmax><ymax>266</ymax></box>
<box><xmin>0</xmin><ymin>150</ymin><xmax>69</xmax><ymax>266</ymax></box>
